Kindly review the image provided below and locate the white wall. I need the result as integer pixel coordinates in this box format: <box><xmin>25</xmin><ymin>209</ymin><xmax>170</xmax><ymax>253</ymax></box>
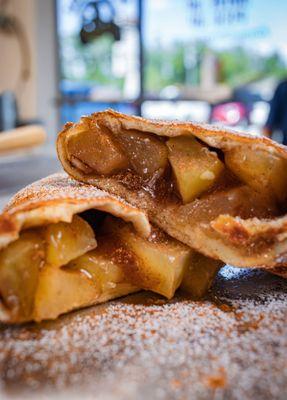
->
<box><xmin>0</xmin><ymin>0</ymin><xmax>58</xmax><ymax>144</ymax></box>
<box><xmin>35</xmin><ymin>0</ymin><xmax>59</xmax><ymax>145</ymax></box>
<box><xmin>0</xmin><ymin>0</ymin><xmax>37</xmax><ymax>120</ymax></box>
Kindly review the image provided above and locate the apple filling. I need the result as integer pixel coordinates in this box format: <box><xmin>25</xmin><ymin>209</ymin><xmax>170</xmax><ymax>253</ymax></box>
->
<box><xmin>180</xmin><ymin>252</ymin><xmax>222</xmax><ymax>299</ymax></box>
<box><xmin>67</xmin><ymin>125</ymin><xmax>129</xmax><ymax>176</ymax></box>
<box><xmin>0</xmin><ymin>213</ymin><xmax>220</xmax><ymax>323</ymax></box>
<box><xmin>65</xmin><ymin>120</ymin><xmax>287</xmax><ymax>213</ymax></box>
<box><xmin>66</xmin><ymin>126</ymin><xmax>227</xmax><ymax>203</ymax></box>
<box><xmin>224</xmin><ymin>147</ymin><xmax>287</xmax><ymax>203</ymax></box>
<box><xmin>99</xmin><ymin>217</ymin><xmax>192</xmax><ymax>298</ymax></box>
<box><xmin>166</xmin><ymin>136</ymin><xmax>224</xmax><ymax>204</ymax></box>
<box><xmin>67</xmin><ymin>115</ymin><xmax>226</xmax><ymax>197</ymax></box>
<box><xmin>0</xmin><ymin>215</ymin><xmax>99</xmax><ymax>323</ymax></box>
<box><xmin>66</xmin><ymin>123</ymin><xmax>169</xmax><ymax>180</ymax></box>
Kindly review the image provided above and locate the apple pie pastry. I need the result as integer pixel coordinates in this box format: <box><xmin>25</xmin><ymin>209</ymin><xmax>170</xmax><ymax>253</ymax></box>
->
<box><xmin>0</xmin><ymin>173</ymin><xmax>220</xmax><ymax>323</ymax></box>
<box><xmin>57</xmin><ymin>110</ymin><xmax>287</xmax><ymax>273</ymax></box>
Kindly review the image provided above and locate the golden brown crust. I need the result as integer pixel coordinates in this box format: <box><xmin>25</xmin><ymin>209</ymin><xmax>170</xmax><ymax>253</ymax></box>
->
<box><xmin>57</xmin><ymin>110</ymin><xmax>287</xmax><ymax>272</ymax></box>
<box><xmin>89</xmin><ymin>109</ymin><xmax>287</xmax><ymax>156</ymax></box>
<box><xmin>0</xmin><ymin>173</ymin><xmax>151</xmax><ymax>250</ymax></box>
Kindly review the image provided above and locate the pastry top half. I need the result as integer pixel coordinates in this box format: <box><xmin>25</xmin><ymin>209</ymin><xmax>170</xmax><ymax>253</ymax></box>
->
<box><xmin>0</xmin><ymin>173</ymin><xmax>220</xmax><ymax>323</ymax></box>
<box><xmin>0</xmin><ymin>172</ymin><xmax>151</xmax><ymax>250</ymax></box>
<box><xmin>57</xmin><ymin>109</ymin><xmax>287</xmax><ymax>273</ymax></box>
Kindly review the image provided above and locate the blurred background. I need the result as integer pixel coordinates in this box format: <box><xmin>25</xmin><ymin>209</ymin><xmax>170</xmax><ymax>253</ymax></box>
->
<box><xmin>1</xmin><ymin>0</ymin><xmax>287</xmax><ymax>206</ymax></box>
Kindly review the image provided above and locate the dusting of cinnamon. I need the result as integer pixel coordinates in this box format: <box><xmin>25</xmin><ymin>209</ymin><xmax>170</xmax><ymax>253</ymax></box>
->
<box><xmin>204</xmin><ymin>367</ymin><xmax>227</xmax><ymax>389</ymax></box>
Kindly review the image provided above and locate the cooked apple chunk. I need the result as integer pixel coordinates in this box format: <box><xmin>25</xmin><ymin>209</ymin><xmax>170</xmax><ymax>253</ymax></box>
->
<box><xmin>27</xmin><ymin>233</ymin><xmax>138</xmax><ymax>321</ymax></box>
<box><xmin>68</xmin><ymin>239</ymin><xmax>126</xmax><ymax>291</ymax></box>
<box><xmin>116</xmin><ymin>129</ymin><xmax>168</xmax><ymax>178</ymax></box>
<box><xmin>34</xmin><ymin>266</ymin><xmax>100</xmax><ymax>321</ymax></box>
<box><xmin>35</xmin><ymin>237</ymin><xmax>139</xmax><ymax>321</ymax></box>
<box><xmin>167</xmin><ymin>136</ymin><xmax>224</xmax><ymax>203</ymax></box>
<box><xmin>102</xmin><ymin>217</ymin><xmax>192</xmax><ymax>298</ymax></box>
<box><xmin>67</xmin><ymin>126</ymin><xmax>129</xmax><ymax>175</ymax></box>
<box><xmin>67</xmin><ymin>124</ymin><xmax>168</xmax><ymax>180</ymax></box>
<box><xmin>44</xmin><ymin>215</ymin><xmax>97</xmax><ymax>268</ymax></box>
<box><xmin>67</xmin><ymin>239</ymin><xmax>138</xmax><ymax>295</ymax></box>
<box><xmin>225</xmin><ymin>147</ymin><xmax>287</xmax><ymax>202</ymax></box>
<box><xmin>180</xmin><ymin>252</ymin><xmax>222</xmax><ymax>298</ymax></box>
<box><xmin>0</xmin><ymin>216</ymin><xmax>97</xmax><ymax>322</ymax></box>
<box><xmin>0</xmin><ymin>230</ymin><xmax>45</xmax><ymax>322</ymax></box>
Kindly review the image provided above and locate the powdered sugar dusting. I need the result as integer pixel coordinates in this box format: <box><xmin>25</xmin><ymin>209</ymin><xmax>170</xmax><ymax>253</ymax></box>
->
<box><xmin>4</xmin><ymin>173</ymin><xmax>127</xmax><ymax>214</ymax></box>
<box><xmin>0</xmin><ymin>266</ymin><xmax>286</xmax><ymax>400</ymax></box>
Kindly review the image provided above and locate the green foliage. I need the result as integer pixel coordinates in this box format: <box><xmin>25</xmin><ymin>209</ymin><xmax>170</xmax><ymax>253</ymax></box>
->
<box><xmin>144</xmin><ymin>41</ymin><xmax>287</xmax><ymax>94</ymax></box>
<box><xmin>60</xmin><ymin>31</ymin><xmax>287</xmax><ymax>96</ymax></box>
<box><xmin>144</xmin><ymin>42</ymin><xmax>192</xmax><ymax>93</ymax></box>
<box><xmin>217</xmin><ymin>46</ymin><xmax>287</xmax><ymax>86</ymax></box>
<box><xmin>60</xmin><ymin>33</ymin><xmax>123</xmax><ymax>89</ymax></box>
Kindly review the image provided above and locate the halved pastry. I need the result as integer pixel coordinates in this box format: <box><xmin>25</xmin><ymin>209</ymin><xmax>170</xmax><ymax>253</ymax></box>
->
<box><xmin>57</xmin><ymin>110</ymin><xmax>287</xmax><ymax>273</ymax></box>
<box><xmin>0</xmin><ymin>173</ymin><xmax>221</xmax><ymax>323</ymax></box>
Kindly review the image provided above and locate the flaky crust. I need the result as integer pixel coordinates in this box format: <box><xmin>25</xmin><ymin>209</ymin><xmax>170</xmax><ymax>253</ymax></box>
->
<box><xmin>57</xmin><ymin>110</ymin><xmax>287</xmax><ymax>272</ymax></box>
<box><xmin>0</xmin><ymin>173</ymin><xmax>151</xmax><ymax>250</ymax></box>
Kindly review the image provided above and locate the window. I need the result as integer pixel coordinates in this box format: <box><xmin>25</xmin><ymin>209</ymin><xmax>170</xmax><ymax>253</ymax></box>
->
<box><xmin>56</xmin><ymin>0</ymin><xmax>141</xmax><ymax>122</ymax></box>
<box><xmin>56</xmin><ymin>0</ymin><xmax>287</xmax><ymax>130</ymax></box>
